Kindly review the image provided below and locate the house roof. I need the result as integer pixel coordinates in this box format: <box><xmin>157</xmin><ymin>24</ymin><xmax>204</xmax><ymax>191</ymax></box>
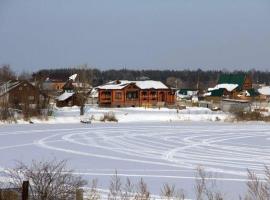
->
<box><xmin>89</xmin><ymin>88</ymin><xmax>98</xmax><ymax>98</ymax></box>
<box><xmin>218</xmin><ymin>74</ymin><xmax>246</xmax><ymax>89</ymax></box>
<box><xmin>208</xmin><ymin>83</ymin><xmax>238</xmax><ymax>92</ymax></box>
<box><xmin>207</xmin><ymin>88</ymin><xmax>225</xmax><ymax>97</ymax></box>
<box><xmin>135</xmin><ymin>80</ymin><xmax>168</xmax><ymax>89</ymax></box>
<box><xmin>0</xmin><ymin>80</ymin><xmax>48</xmax><ymax>99</ymax></box>
<box><xmin>56</xmin><ymin>91</ymin><xmax>74</xmax><ymax>101</ymax></box>
<box><xmin>258</xmin><ymin>86</ymin><xmax>270</xmax><ymax>96</ymax></box>
<box><xmin>0</xmin><ymin>80</ymin><xmax>25</xmax><ymax>97</ymax></box>
<box><xmin>97</xmin><ymin>80</ymin><xmax>168</xmax><ymax>90</ymax></box>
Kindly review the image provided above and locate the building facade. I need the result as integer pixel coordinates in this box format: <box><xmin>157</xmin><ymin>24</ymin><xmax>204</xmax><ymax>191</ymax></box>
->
<box><xmin>0</xmin><ymin>80</ymin><xmax>48</xmax><ymax>110</ymax></box>
<box><xmin>204</xmin><ymin>73</ymin><xmax>258</xmax><ymax>102</ymax></box>
<box><xmin>97</xmin><ymin>80</ymin><xmax>175</xmax><ymax>107</ymax></box>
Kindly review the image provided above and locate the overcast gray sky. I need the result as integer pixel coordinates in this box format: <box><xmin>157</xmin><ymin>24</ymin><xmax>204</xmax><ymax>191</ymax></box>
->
<box><xmin>0</xmin><ymin>0</ymin><xmax>270</xmax><ymax>72</ymax></box>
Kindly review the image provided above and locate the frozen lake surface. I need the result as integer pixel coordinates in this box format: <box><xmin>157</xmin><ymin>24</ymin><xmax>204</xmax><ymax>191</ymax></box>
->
<box><xmin>1</xmin><ymin>122</ymin><xmax>270</xmax><ymax>198</ymax></box>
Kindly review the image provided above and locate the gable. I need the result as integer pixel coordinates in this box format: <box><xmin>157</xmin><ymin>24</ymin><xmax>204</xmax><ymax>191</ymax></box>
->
<box><xmin>124</xmin><ymin>83</ymin><xmax>140</xmax><ymax>90</ymax></box>
<box><xmin>0</xmin><ymin>81</ymin><xmax>37</xmax><ymax>97</ymax></box>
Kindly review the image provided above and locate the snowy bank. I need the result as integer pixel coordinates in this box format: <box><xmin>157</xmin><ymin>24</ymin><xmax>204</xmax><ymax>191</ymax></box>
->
<box><xmin>27</xmin><ymin>105</ymin><xmax>229</xmax><ymax>124</ymax></box>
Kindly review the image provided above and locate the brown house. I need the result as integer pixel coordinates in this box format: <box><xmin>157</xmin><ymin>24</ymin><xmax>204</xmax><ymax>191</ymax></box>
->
<box><xmin>97</xmin><ymin>80</ymin><xmax>175</xmax><ymax>107</ymax></box>
<box><xmin>42</xmin><ymin>79</ymin><xmax>66</xmax><ymax>91</ymax></box>
<box><xmin>0</xmin><ymin>80</ymin><xmax>48</xmax><ymax>111</ymax></box>
<box><xmin>56</xmin><ymin>79</ymin><xmax>85</xmax><ymax>107</ymax></box>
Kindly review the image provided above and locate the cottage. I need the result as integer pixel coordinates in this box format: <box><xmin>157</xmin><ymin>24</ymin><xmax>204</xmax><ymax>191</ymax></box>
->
<box><xmin>204</xmin><ymin>74</ymin><xmax>257</xmax><ymax>102</ymax></box>
<box><xmin>97</xmin><ymin>80</ymin><xmax>175</xmax><ymax>107</ymax></box>
<box><xmin>56</xmin><ymin>78</ymin><xmax>86</xmax><ymax>107</ymax></box>
<box><xmin>0</xmin><ymin>80</ymin><xmax>48</xmax><ymax>111</ymax></box>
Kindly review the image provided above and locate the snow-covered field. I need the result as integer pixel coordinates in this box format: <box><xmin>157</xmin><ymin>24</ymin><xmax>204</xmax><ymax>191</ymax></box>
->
<box><xmin>31</xmin><ymin>105</ymin><xmax>229</xmax><ymax>124</ymax></box>
<box><xmin>1</xmin><ymin>121</ymin><xmax>270</xmax><ymax>199</ymax></box>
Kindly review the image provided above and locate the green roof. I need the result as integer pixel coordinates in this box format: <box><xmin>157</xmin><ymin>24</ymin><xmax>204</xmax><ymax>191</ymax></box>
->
<box><xmin>218</xmin><ymin>74</ymin><xmax>246</xmax><ymax>89</ymax></box>
<box><xmin>210</xmin><ymin>88</ymin><xmax>225</xmax><ymax>97</ymax></box>
<box><xmin>247</xmin><ymin>88</ymin><xmax>259</xmax><ymax>97</ymax></box>
<box><xmin>178</xmin><ymin>89</ymin><xmax>197</xmax><ymax>95</ymax></box>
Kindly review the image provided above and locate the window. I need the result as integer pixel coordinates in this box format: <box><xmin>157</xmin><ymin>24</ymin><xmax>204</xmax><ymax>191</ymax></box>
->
<box><xmin>102</xmin><ymin>91</ymin><xmax>111</xmax><ymax>96</ymax></box>
<box><xmin>141</xmin><ymin>91</ymin><xmax>148</xmax><ymax>100</ymax></box>
<box><xmin>29</xmin><ymin>104</ymin><xmax>36</xmax><ymax>109</ymax></box>
<box><xmin>126</xmin><ymin>91</ymin><xmax>138</xmax><ymax>100</ymax></box>
<box><xmin>29</xmin><ymin>96</ymin><xmax>35</xmax><ymax>101</ymax></box>
<box><xmin>151</xmin><ymin>91</ymin><xmax>157</xmax><ymax>100</ymax></box>
<box><xmin>101</xmin><ymin>91</ymin><xmax>111</xmax><ymax>100</ymax></box>
<box><xmin>150</xmin><ymin>91</ymin><xmax>157</xmax><ymax>96</ymax></box>
<box><xmin>115</xmin><ymin>92</ymin><xmax>122</xmax><ymax>100</ymax></box>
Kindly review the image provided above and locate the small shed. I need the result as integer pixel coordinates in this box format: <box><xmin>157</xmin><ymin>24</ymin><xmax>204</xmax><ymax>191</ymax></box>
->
<box><xmin>176</xmin><ymin>89</ymin><xmax>198</xmax><ymax>100</ymax></box>
<box><xmin>220</xmin><ymin>99</ymin><xmax>251</xmax><ymax>113</ymax></box>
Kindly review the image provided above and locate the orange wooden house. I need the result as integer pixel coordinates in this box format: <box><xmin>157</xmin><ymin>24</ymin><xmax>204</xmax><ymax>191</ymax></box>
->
<box><xmin>97</xmin><ymin>80</ymin><xmax>175</xmax><ymax>107</ymax></box>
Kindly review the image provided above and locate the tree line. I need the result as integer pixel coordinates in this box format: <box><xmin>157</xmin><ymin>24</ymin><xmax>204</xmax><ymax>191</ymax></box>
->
<box><xmin>33</xmin><ymin>67</ymin><xmax>270</xmax><ymax>89</ymax></box>
<box><xmin>1</xmin><ymin>65</ymin><xmax>270</xmax><ymax>89</ymax></box>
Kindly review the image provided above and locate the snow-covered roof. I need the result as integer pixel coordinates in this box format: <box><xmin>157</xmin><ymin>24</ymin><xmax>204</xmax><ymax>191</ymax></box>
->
<box><xmin>176</xmin><ymin>89</ymin><xmax>198</xmax><ymax>99</ymax></box>
<box><xmin>97</xmin><ymin>80</ymin><xmax>130</xmax><ymax>90</ymax></box>
<box><xmin>0</xmin><ymin>81</ymin><xmax>23</xmax><ymax>97</ymax></box>
<box><xmin>90</xmin><ymin>88</ymin><xmax>99</xmax><ymax>98</ymax></box>
<box><xmin>57</xmin><ymin>92</ymin><xmax>74</xmax><ymax>101</ymax></box>
<box><xmin>203</xmin><ymin>92</ymin><xmax>212</xmax><ymax>97</ymax></box>
<box><xmin>135</xmin><ymin>80</ymin><xmax>168</xmax><ymax>89</ymax></box>
<box><xmin>208</xmin><ymin>83</ymin><xmax>238</xmax><ymax>92</ymax></box>
<box><xmin>69</xmin><ymin>74</ymin><xmax>77</xmax><ymax>81</ymax></box>
<box><xmin>97</xmin><ymin>80</ymin><xmax>168</xmax><ymax>90</ymax></box>
<box><xmin>237</xmin><ymin>90</ymin><xmax>251</xmax><ymax>97</ymax></box>
<box><xmin>258</xmin><ymin>86</ymin><xmax>270</xmax><ymax>96</ymax></box>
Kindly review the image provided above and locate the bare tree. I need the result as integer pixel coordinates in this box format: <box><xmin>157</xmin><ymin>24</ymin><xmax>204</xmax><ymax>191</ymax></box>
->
<box><xmin>0</xmin><ymin>65</ymin><xmax>16</xmax><ymax>81</ymax></box>
<box><xmin>160</xmin><ymin>183</ymin><xmax>185</xmax><ymax>200</ymax></box>
<box><xmin>18</xmin><ymin>71</ymin><xmax>32</xmax><ymax>81</ymax></box>
<box><xmin>160</xmin><ymin>183</ymin><xmax>176</xmax><ymax>200</ymax></box>
<box><xmin>243</xmin><ymin>168</ymin><xmax>270</xmax><ymax>200</ymax></box>
<box><xmin>8</xmin><ymin>159</ymin><xmax>87</xmax><ymax>200</ymax></box>
<box><xmin>121</xmin><ymin>178</ymin><xmax>135</xmax><ymax>200</ymax></box>
<box><xmin>108</xmin><ymin>171</ymin><xmax>122</xmax><ymax>200</ymax></box>
<box><xmin>195</xmin><ymin>167</ymin><xmax>224</xmax><ymax>200</ymax></box>
<box><xmin>134</xmin><ymin>178</ymin><xmax>150</xmax><ymax>200</ymax></box>
<box><xmin>87</xmin><ymin>179</ymin><xmax>101</xmax><ymax>200</ymax></box>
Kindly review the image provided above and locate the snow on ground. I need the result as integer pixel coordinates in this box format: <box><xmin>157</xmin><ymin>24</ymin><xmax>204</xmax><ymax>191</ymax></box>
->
<box><xmin>1</xmin><ymin>122</ymin><xmax>270</xmax><ymax>199</ymax></box>
<box><xmin>29</xmin><ymin>105</ymin><xmax>229</xmax><ymax>124</ymax></box>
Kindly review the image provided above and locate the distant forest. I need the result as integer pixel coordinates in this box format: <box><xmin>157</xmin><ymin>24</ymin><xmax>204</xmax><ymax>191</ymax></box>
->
<box><xmin>32</xmin><ymin>68</ymin><xmax>270</xmax><ymax>89</ymax></box>
<box><xmin>1</xmin><ymin>65</ymin><xmax>269</xmax><ymax>90</ymax></box>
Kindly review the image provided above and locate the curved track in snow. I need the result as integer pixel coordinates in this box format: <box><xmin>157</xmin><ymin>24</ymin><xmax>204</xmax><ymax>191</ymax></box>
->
<box><xmin>1</xmin><ymin>122</ymin><xmax>270</xmax><ymax>196</ymax></box>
